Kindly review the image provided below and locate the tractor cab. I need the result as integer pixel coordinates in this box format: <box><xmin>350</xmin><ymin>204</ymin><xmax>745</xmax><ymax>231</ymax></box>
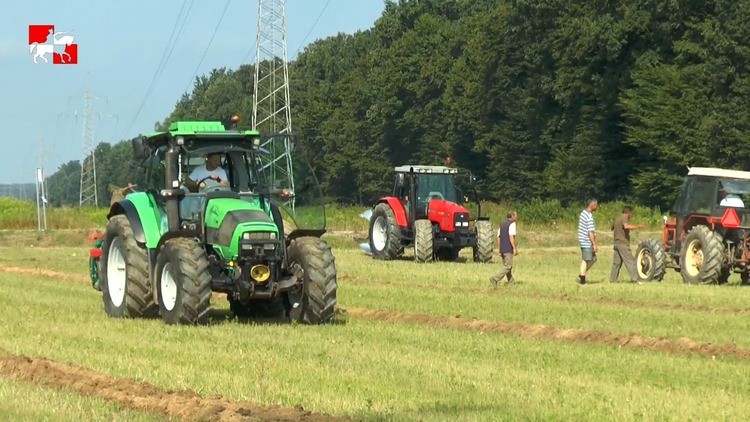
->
<box><xmin>392</xmin><ymin>165</ymin><xmax>480</xmax><ymax>222</ymax></box>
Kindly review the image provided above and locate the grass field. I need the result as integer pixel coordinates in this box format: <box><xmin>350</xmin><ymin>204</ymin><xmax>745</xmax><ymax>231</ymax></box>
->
<box><xmin>1</xmin><ymin>226</ymin><xmax>750</xmax><ymax>421</ymax></box>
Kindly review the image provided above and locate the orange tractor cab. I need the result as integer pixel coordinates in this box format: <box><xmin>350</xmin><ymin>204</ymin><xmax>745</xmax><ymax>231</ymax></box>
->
<box><xmin>636</xmin><ymin>167</ymin><xmax>750</xmax><ymax>285</ymax></box>
<box><xmin>364</xmin><ymin>165</ymin><xmax>494</xmax><ymax>263</ymax></box>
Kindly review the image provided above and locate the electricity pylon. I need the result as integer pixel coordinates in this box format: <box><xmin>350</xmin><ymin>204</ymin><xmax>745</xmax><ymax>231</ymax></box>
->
<box><xmin>79</xmin><ymin>73</ymin><xmax>98</xmax><ymax>206</ymax></box>
<box><xmin>252</xmin><ymin>0</ymin><xmax>295</xmax><ymax>208</ymax></box>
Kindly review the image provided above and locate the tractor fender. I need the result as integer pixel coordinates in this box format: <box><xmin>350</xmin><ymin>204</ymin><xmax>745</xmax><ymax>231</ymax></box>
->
<box><xmin>377</xmin><ymin>197</ymin><xmax>408</xmax><ymax>227</ymax></box>
<box><xmin>106</xmin><ymin>192</ymin><xmax>162</xmax><ymax>248</ymax></box>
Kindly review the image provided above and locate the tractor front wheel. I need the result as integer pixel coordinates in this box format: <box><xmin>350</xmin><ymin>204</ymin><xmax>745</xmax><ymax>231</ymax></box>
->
<box><xmin>680</xmin><ymin>225</ymin><xmax>724</xmax><ymax>285</ymax></box>
<box><xmin>635</xmin><ymin>238</ymin><xmax>666</xmax><ymax>282</ymax></box>
<box><xmin>473</xmin><ymin>220</ymin><xmax>494</xmax><ymax>263</ymax></box>
<box><xmin>99</xmin><ymin>215</ymin><xmax>159</xmax><ymax>319</ymax></box>
<box><xmin>368</xmin><ymin>203</ymin><xmax>404</xmax><ymax>260</ymax></box>
<box><xmin>285</xmin><ymin>237</ymin><xmax>338</xmax><ymax>324</ymax></box>
<box><xmin>155</xmin><ymin>238</ymin><xmax>212</xmax><ymax>325</ymax></box>
<box><xmin>413</xmin><ymin>219</ymin><xmax>434</xmax><ymax>263</ymax></box>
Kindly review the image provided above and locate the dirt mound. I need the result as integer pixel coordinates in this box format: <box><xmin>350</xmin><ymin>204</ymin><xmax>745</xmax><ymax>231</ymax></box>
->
<box><xmin>347</xmin><ymin>276</ymin><xmax>750</xmax><ymax>316</ymax></box>
<box><xmin>344</xmin><ymin>307</ymin><xmax>750</xmax><ymax>361</ymax></box>
<box><xmin>0</xmin><ymin>353</ymin><xmax>349</xmax><ymax>422</ymax></box>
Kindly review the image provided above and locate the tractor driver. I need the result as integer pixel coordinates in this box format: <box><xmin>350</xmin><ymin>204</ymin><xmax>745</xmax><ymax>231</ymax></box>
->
<box><xmin>183</xmin><ymin>153</ymin><xmax>229</xmax><ymax>193</ymax></box>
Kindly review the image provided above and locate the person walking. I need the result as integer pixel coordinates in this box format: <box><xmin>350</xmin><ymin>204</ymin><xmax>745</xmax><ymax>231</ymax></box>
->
<box><xmin>577</xmin><ymin>199</ymin><xmax>598</xmax><ymax>284</ymax></box>
<box><xmin>610</xmin><ymin>206</ymin><xmax>646</xmax><ymax>284</ymax></box>
<box><xmin>490</xmin><ymin>211</ymin><xmax>518</xmax><ymax>287</ymax></box>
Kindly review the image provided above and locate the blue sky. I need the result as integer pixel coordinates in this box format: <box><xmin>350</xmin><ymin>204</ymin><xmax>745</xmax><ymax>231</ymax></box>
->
<box><xmin>0</xmin><ymin>0</ymin><xmax>385</xmax><ymax>184</ymax></box>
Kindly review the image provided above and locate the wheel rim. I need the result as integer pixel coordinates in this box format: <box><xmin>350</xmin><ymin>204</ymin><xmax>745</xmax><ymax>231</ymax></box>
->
<box><xmin>637</xmin><ymin>249</ymin><xmax>652</xmax><ymax>278</ymax></box>
<box><xmin>371</xmin><ymin>216</ymin><xmax>387</xmax><ymax>251</ymax></box>
<box><xmin>160</xmin><ymin>262</ymin><xmax>177</xmax><ymax>311</ymax></box>
<box><xmin>684</xmin><ymin>239</ymin><xmax>703</xmax><ymax>277</ymax></box>
<box><xmin>107</xmin><ymin>237</ymin><xmax>127</xmax><ymax>308</ymax></box>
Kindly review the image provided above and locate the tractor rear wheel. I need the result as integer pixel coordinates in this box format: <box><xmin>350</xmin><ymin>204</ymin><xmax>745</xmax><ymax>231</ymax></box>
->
<box><xmin>285</xmin><ymin>237</ymin><xmax>338</xmax><ymax>324</ymax></box>
<box><xmin>635</xmin><ymin>238</ymin><xmax>666</xmax><ymax>281</ymax></box>
<box><xmin>413</xmin><ymin>219</ymin><xmax>434</xmax><ymax>263</ymax></box>
<box><xmin>680</xmin><ymin>225</ymin><xmax>724</xmax><ymax>285</ymax></box>
<box><xmin>473</xmin><ymin>220</ymin><xmax>494</xmax><ymax>263</ymax></box>
<box><xmin>368</xmin><ymin>203</ymin><xmax>404</xmax><ymax>259</ymax></box>
<box><xmin>100</xmin><ymin>215</ymin><xmax>159</xmax><ymax>319</ymax></box>
<box><xmin>155</xmin><ymin>238</ymin><xmax>212</xmax><ymax>325</ymax></box>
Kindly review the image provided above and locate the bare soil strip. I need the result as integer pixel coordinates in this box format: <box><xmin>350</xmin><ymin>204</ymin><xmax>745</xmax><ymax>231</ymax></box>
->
<box><xmin>0</xmin><ymin>352</ymin><xmax>348</xmax><ymax>422</ymax></box>
<box><xmin>343</xmin><ymin>307</ymin><xmax>750</xmax><ymax>361</ymax></box>
<box><xmin>340</xmin><ymin>275</ymin><xmax>750</xmax><ymax>316</ymax></box>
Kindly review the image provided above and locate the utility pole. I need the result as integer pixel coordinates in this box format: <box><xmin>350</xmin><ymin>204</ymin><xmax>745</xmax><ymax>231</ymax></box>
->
<box><xmin>252</xmin><ymin>0</ymin><xmax>295</xmax><ymax>208</ymax></box>
<box><xmin>79</xmin><ymin>73</ymin><xmax>97</xmax><ymax>206</ymax></box>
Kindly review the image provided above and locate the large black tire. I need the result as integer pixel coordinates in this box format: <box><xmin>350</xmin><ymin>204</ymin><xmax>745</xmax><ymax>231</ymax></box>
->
<box><xmin>635</xmin><ymin>238</ymin><xmax>667</xmax><ymax>282</ymax></box>
<box><xmin>368</xmin><ymin>203</ymin><xmax>404</xmax><ymax>259</ymax></box>
<box><xmin>285</xmin><ymin>237</ymin><xmax>337</xmax><ymax>324</ymax></box>
<box><xmin>679</xmin><ymin>225</ymin><xmax>724</xmax><ymax>285</ymax></box>
<box><xmin>413</xmin><ymin>219</ymin><xmax>434</xmax><ymax>263</ymax></box>
<box><xmin>473</xmin><ymin>220</ymin><xmax>494</xmax><ymax>263</ymax></box>
<box><xmin>155</xmin><ymin>238</ymin><xmax>212</xmax><ymax>325</ymax></box>
<box><xmin>100</xmin><ymin>215</ymin><xmax>159</xmax><ymax>319</ymax></box>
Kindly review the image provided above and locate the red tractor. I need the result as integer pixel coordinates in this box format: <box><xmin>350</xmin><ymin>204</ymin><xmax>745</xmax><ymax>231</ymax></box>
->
<box><xmin>365</xmin><ymin>165</ymin><xmax>494</xmax><ymax>263</ymax></box>
<box><xmin>636</xmin><ymin>167</ymin><xmax>750</xmax><ymax>285</ymax></box>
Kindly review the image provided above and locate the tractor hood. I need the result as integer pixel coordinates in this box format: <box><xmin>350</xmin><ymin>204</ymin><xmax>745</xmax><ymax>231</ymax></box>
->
<box><xmin>428</xmin><ymin>198</ymin><xmax>471</xmax><ymax>217</ymax></box>
<box><xmin>204</xmin><ymin>198</ymin><xmax>279</xmax><ymax>254</ymax></box>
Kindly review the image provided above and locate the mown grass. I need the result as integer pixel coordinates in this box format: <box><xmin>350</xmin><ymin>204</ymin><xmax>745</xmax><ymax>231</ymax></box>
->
<box><xmin>2</xmin><ymin>235</ymin><xmax>750</xmax><ymax>420</ymax></box>
<box><xmin>0</xmin><ymin>377</ymin><xmax>165</xmax><ymax>422</ymax></box>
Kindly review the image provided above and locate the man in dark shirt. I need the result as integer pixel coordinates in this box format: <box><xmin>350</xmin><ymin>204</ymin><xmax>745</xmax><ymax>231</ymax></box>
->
<box><xmin>610</xmin><ymin>206</ymin><xmax>645</xmax><ymax>283</ymax></box>
<box><xmin>490</xmin><ymin>211</ymin><xmax>518</xmax><ymax>287</ymax></box>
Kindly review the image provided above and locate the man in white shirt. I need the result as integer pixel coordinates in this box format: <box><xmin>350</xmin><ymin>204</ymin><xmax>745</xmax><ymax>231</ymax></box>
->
<box><xmin>490</xmin><ymin>211</ymin><xmax>518</xmax><ymax>287</ymax></box>
<box><xmin>184</xmin><ymin>153</ymin><xmax>229</xmax><ymax>192</ymax></box>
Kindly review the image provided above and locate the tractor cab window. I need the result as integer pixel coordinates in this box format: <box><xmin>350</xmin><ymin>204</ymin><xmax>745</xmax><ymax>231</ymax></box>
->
<box><xmin>689</xmin><ymin>177</ymin><xmax>717</xmax><ymax>214</ymax></box>
<box><xmin>416</xmin><ymin>174</ymin><xmax>458</xmax><ymax>213</ymax></box>
<box><xmin>146</xmin><ymin>145</ymin><xmax>167</xmax><ymax>189</ymax></box>
<box><xmin>717</xmin><ymin>180</ymin><xmax>750</xmax><ymax>208</ymax></box>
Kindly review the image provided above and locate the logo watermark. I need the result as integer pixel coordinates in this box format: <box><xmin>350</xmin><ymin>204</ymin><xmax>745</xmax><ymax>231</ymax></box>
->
<box><xmin>28</xmin><ymin>25</ymin><xmax>78</xmax><ymax>64</ymax></box>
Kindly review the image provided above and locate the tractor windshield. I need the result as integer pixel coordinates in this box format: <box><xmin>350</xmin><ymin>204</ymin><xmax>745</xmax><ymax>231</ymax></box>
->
<box><xmin>416</xmin><ymin>174</ymin><xmax>458</xmax><ymax>204</ymax></box>
<box><xmin>176</xmin><ymin>137</ymin><xmax>326</xmax><ymax>233</ymax></box>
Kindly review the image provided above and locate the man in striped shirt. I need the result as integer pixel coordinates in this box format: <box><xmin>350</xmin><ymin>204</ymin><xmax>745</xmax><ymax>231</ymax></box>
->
<box><xmin>577</xmin><ymin>198</ymin><xmax>599</xmax><ymax>284</ymax></box>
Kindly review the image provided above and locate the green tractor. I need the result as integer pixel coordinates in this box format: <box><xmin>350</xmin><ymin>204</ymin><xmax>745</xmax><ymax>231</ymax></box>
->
<box><xmin>89</xmin><ymin>121</ymin><xmax>337</xmax><ymax>325</ymax></box>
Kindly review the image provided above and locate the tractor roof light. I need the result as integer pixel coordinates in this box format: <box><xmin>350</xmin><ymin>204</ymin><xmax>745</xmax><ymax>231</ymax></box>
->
<box><xmin>252</xmin><ymin>137</ymin><xmax>260</xmax><ymax>149</ymax></box>
<box><xmin>176</xmin><ymin>136</ymin><xmax>185</xmax><ymax>145</ymax></box>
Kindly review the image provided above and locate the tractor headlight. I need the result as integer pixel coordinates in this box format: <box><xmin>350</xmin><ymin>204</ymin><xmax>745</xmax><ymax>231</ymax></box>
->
<box><xmin>243</xmin><ymin>232</ymin><xmax>276</xmax><ymax>240</ymax></box>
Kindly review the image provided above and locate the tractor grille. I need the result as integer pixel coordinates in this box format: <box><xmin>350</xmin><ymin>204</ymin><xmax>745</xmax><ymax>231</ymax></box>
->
<box><xmin>454</xmin><ymin>213</ymin><xmax>470</xmax><ymax>230</ymax></box>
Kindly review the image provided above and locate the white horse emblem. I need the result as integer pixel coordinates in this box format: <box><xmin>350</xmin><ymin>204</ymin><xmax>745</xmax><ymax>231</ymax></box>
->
<box><xmin>29</xmin><ymin>29</ymin><xmax>75</xmax><ymax>64</ymax></box>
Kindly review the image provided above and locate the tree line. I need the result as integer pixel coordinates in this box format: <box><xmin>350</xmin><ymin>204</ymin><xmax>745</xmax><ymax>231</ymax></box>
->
<box><xmin>45</xmin><ymin>0</ymin><xmax>750</xmax><ymax>210</ymax></box>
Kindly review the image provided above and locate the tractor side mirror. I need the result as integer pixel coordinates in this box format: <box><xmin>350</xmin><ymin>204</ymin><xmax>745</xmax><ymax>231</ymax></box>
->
<box><xmin>131</xmin><ymin>137</ymin><xmax>150</xmax><ymax>160</ymax></box>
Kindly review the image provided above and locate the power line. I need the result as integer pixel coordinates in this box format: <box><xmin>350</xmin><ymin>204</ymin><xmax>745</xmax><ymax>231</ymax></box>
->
<box><xmin>122</xmin><ymin>0</ymin><xmax>192</xmax><ymax>138</ymax></box>
<box><xmin>184</xmin><ymin>0</ymin><xmax>232</xmax><ymax>95</ymax></box>
<box><xmin>293</xmin><ymin>0</ymin><xmax>332</xmax><ymax>56</ymax></box>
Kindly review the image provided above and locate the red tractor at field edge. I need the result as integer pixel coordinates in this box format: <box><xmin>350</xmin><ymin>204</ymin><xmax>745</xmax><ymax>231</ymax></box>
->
<box><xmin>636</xmin><ymin>166</ymin><xmax>750</xmax><ymax>285</ymax></box>
<box><xmin>365</xmin><ymin>165</ymin><xmax>494</xmax><ymax>263</ymax></box>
